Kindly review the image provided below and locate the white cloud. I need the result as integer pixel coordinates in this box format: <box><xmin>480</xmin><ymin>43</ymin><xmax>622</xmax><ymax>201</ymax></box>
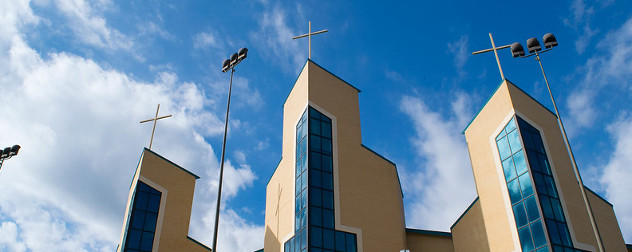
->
<box><xmin>399</xmin><ymin>94</ymin><xmax>476</xmax><ymax>231</ymax></box>
<box><xmin>39</xmin><ymin>0</ymin><xmax>133</xmax><ymax>51</ymax></box>
<box><xmin>447</xmin><ymin>35</ymin><xmax>469</xmax><ymax>79</ymax></box>
<box><xmin>600</xmin><ymin>113</ymin><xmax>632</xmax><ymax>242</ymax></box>
<box><xmin>0</xmin><ymin>1</ymin><xmax>263</xmax><ymax>251</ymax></box>
<box><xmin>564</xmin><ymin>0</ymin><xmax>597</xmax><ymax>54</ymax></box>
<box><xmin>564</xmin><ymin>16</ymin><xmax>632</xmax><ymax>243</ymax></box>
<box><xmin>251</xmin><ymin>3</ymin><xmax>306</xmax><ymax>74</ymax></box>
<box><xmin>566</xmin><ymin>17</ymin><xmax>632</xmax><ymax>134</ymax></box>
<box><xmin>194</xmin><ymin>31</ymin><xmax>222</xmax><ymax>50</ymax></box>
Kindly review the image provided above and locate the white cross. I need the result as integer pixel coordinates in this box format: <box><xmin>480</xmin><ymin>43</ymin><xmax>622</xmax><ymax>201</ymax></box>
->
<box><xmin>293</xmin><ymin>21</ymin><xmax>328</xmax><ymax>59</ymax></box>
<box><xmin>140</xmin><ymin>104</ymin><xmax>172</xmax><ymax>150</ymax></box>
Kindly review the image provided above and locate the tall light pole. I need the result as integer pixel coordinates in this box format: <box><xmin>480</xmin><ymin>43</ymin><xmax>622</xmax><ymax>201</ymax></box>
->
<box><xmin>0</xmin><ymin>145</ymin><xmax>21</xmax><ymax>172</ymax></box>
<box><xmin>510</xmin><ymin>34</ymin><xmax>605</xmax><ymax>252</ymax></box>
<box><xmin>212</xmin><ymin>47</ymin><xmax>248</xmax><ymax>252</ymax></box>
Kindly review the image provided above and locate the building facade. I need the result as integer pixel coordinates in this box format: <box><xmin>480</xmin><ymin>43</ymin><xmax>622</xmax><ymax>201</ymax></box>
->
<box><xmin>262</xmin><ymin>60</ymin><xmax>630</xmax><ymax>252</ymax></box>
<box><xmin>117</xmin><ymin>148</ymin><xmax>211</xmax><ymax>252</ymax></box>
<box><xmin>115</xmin><ymin>59</ymin><xmax>630</xmax><ymax>252</ymax></box>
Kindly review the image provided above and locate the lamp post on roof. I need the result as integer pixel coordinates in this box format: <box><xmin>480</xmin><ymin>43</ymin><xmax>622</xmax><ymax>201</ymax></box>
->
<box><xmin>510</xmin><ymin>34</ymin><xmax>605</xmax><ymax>252</ymax></box>
<box><xmin>212</xmin><ymin>47</ymin><xmax>248</xmax><ymax>252</ymax></box>
<box><xmin>0</xmin><ymin>145</ymin><xmax>21</xmax><ymax>172</ymax></box>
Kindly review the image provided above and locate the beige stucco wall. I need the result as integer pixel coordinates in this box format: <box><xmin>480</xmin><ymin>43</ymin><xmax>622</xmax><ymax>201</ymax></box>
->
<box><xmin>464</xmin><ymin>80</ymin><xmax>521</xmax><ymax>251</ymax></box>
<box><xmin>451</xmin><ymin>199</ymin><xmax>490</xmax><ymax>252</ymax></box>
<box><xmin>586</xmin><ymin>190</ymin><xmax>627</xmax><ymax>252</ymax></box>
<box><xmin>505</xmin><ymin>81</ymin><xmax>601</xmax><ymax>250</ymax></box>
<box><xmin>464</xmin><ymin>79</ymin><xmax>624</xmax><ymax>251</ymax></box>
<box><xmin>264</xmin><ymin>60</ymin><xmax>407</xmax><ymax>251</ymax></box>
<box><xmin>406</xmin><ymin>231</ymin><xmax>454</xmax><ymax>252</ymax></box>
<box><xmin>117</xmin><ymin>149</ymin><xmax>210</xmax><ymax>252</ymax></box>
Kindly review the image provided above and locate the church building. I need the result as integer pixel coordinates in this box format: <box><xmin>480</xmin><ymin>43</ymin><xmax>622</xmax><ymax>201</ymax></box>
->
<box><xmin>262</xmin><ymin>59</ymin><xmax>629</xmax><ymax>252</ymax></box>
<box><xmin>115</xmin><ymin>59</ymin><xmax>630</xmax><ymax>252</ymax></box>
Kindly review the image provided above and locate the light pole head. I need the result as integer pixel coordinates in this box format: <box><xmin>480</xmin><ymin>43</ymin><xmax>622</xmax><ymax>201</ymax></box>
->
<box><xmin>237</xmin><ymin>48</ymin><xmax>248</xmax><ymax>62</ymax></box>
<box><xmin>230</xmin><ymin>53</ymin><xmax>238</xmax><ymax>67</ymax></box>
<box><xmin>222</xmin><ymin>59</ymin><xmax>231</xmax><ymax>72</ymax></box>
<box><xmin>511</xmin><ymin>42</ymin><xmax>526</xmax><ymax>58</ymax></box>
<box><xmin>10</xmin><ymin>145</ymin><xmax>20</xmax><ymax>156</ymax></box>
<box><xmin>527</xmin><ymin>37</ymin><xmax>542</xmax><ymax>53</ymax></box>
<box><xmin>543</xmin><ymin>33</ymin><xmax>558</xmax><ymax>49</ymax></box>
<box><xmin>1</xmin><ymin>147</ymin><xmax>10</xmax><ymax>158</ymax></box>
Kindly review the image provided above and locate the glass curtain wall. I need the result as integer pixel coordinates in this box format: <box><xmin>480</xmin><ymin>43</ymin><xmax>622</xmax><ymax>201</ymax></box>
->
<box><xmin>123</xmin><ymin>181</ymin><xmax>162</xmax><ymax>252</ymax></box>
<box><xmin>496</xmin><ymin>116</ymin><xmax>583</xmax><ymax>252</ymax></box>
<box><xmin>285</xmin><ymin>107</ymin><xmax>357</xmax><ymax>252</ymax></box>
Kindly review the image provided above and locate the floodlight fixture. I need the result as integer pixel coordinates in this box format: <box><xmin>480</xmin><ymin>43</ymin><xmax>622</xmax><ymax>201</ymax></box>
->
<box><xmin>2</xmin><ymin>147</ymin><xmax>10</xmax><ymax>158</ymax></box>
<box><xmin>238</xmin><ymin>47</ymin><xmax>248</xmax><ymax>61</ymax></box>
<box><xmin>213</xmin><ymin>47</ymin><xmax>249</xmax><ymax>252</ymax></box>
<box><xmin>543</xmin><ymin>33</ymin><xmax>558</xmax><ymax>49</ymax></box>
<box><xmin>222</xmin><ymin>59</ymin><xmax>231</xmax><ymax>72</ymax></box>
<box><xmin>526</xmin><ymin>37</ymin><xmax>541</xmax><ymax>53</ymax></box>
<box><xmin>230</xmin><ymin>53</ymin><xmax>238</xmax><ymax>67</ymax></box>
<box><xmin>0</xmin><ymin>144</ymin><xmax>21</xmax><ymax>172</ymax></box>
<box><xmin>9</xmin><ymin>145</ymin><xmax>20</xmax><ymax>156</ymax></box>
<box><xmin>511</xmin><ymin>42</ymin><xmax>525</xmax><ymax>58</ymax></box>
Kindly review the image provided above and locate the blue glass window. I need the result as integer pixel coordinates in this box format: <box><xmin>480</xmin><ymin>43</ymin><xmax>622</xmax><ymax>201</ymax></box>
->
<box><xmin>123</xmin><ymin>181</ymin><xmax>161</xmax><ymax>252</ymax></box>
<box><xmin>285</xmin><ymin>107</ymin><xmax>357</xmax><ymax>252</ymax></box>
<box><xmin>496</xmin><ymin>117</ymin><xmax>548</xmax><ymax>252</ymax></box>
<box><xmin>496</xmin><ymin>116</ymin><xmax>578</xmax><ymax>252</ymax></box>
<box><xmin>517</xmin><ymin>117</ymin><xmax>575</xmax><ymax>251</ymax></box>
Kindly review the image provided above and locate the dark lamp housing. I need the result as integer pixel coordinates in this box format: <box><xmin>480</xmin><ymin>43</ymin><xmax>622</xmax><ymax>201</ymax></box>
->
<box><xmin>543</xmin><ymin>33</ymin><xmax>558</xmax><ymax>49</ymax></box>
<box><xmin>527</xmin><ymin>38</ymin><xmax>541</xmax><ymax>53</ymax></box>
<box><xmin>2</xmin><ymin>147</ymin><xmax>10</xmax><ymax>158</ymax></box>
<box><xmin>230</xmin><ymin>53</ymin><xmax>238</xmax><ymax>66</ymax></box>
<box><xmin>238</xmin><ymin>48</ymin><xmax>248</xmax><ymax>61</ymax></box>
<box><xmin>511</xmin><ymin>42</ymin><xmax>526</xmax><ymax>58</ymax></box>
<box><xmin>222</xmin><ymin>59</ymin><xmax>231</xmax><ymax>72</ymax></box>
<box><xmin>10</xmin><ymin>145</ymin><xmax>20</xmax><ymax>156</ymax></box>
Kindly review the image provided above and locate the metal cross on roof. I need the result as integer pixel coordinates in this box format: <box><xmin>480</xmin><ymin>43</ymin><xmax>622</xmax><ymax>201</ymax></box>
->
<box><xmin>293</xmin><ymin>21</ymin><xmax>328</xmax><ymax>59</ymax></box>
<box><xmin>140</xmin><ymin>104</ymin><xmax>172</xmax><ymax>150</ymax></box>
<box><xmin>472</xmin><ymin>33</ymin><xmax>511</xmax><ymax>80</ymax></box>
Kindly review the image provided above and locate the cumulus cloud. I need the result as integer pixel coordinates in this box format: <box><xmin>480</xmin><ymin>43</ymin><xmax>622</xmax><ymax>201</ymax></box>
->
<box><xmin>399</xmin><ymin>94</ymin><xmax>476</xmax><ymax>231</ymax></box>
<box><xmin>38</xmin><ymin>0</ymin><xmax>133</xmax><ymax>51</ymax></box>
<box><xmin>250</xmin><ymin>2</ymin><xmax>306</xmax><ymax>74</ymax></box>
<box><xmin>0</xmin><ymin>1</ymin><xmax>263</xmax><ymax>251</ymax></box>
<box><xmin>447</xmin><ymin>35</ymin><xmax>469</xmax><ymax>79</ymax></box>
<box><xmin>564</xmin><ymin>16</ymin><xmax>632</xmax><ymax>242</ymax></box>
<box><xmin>563</xmin><ymin>0</ymin><xmax>597</xmax><ymax>54</ymax></box>
<box><xmin>600</xmin><ymin>114</ymin><xmax>632</xmax><ymax>241</ymax></box>
<box><xmin>194</xmin><ymin>30</ymin><xmax>222</xmax><ymax>50</ymax></box>
<box><xmin>566</xmin><ymin>17</ymin><xmax>632</xmax><ymax>134</ymax></box>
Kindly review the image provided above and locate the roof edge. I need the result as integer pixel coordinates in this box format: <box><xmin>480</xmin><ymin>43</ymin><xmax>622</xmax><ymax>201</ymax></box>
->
<box><xmin>584</xmin><ymin>186</ymin><xmax>613</xmax><ymax>207</ymax></box>
<box><xmin>462</xmin><ymin>78</ymin><xmax>558</xmax><ymax>134</ymax></box>
<box><xmin>186</xmin><ymin>236</ymin><xmax>212</xmax><ymax>251</ymax></box>
<box><xmin>307</xmin><ymin>59</ymin><xmax>362</xmax><ymax>93</ymax></box>
<box><xmin>144</xmin><ymin>148</ymin><xmax>200</xmax><ymax>179</ymax></box>
<box><xmin>462</xmin><ymin>79</ymin><xmax>507</xmax><ymax>134</ymax></box>
<box><xmin>405</xmin><ymin>228</ymin><xmax>452</xmax><ymax>237</ymax></box>
<box><xmin>450</xmin><ymin>196</ymin><xmax>479</xmax><ymax>230</ymax></box>
<box><xmin>361</xmin><ymin>144</ymin><xmax>404</xmax><ymax>198</ymax></box>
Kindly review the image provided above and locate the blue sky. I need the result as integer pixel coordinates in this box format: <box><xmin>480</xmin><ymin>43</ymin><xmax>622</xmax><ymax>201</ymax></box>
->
<box><xmin>0</xmin><ymin>0</ymin><xmax>631</xmax><ymax>251</ymax></box>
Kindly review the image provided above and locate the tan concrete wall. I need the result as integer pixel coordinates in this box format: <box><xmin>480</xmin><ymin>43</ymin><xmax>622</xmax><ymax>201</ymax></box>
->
<box><xmin>505</xmin><ymin>82</ymin><xmax>600</xmax><ymax>250</ymax></box>
<box><xmin>264</xmin><ymin>62</ymin><xmax>309</xmax><ymax>251</ymax></box>
<box><xmin>586</xmin><ymin>190</ymin><xmax>627</xmax><ymax>252</ymax></box>
<box><xmin>264</xmin><ymin>60</ymin><xmax>407</xmax><ymax>251</ymax></box>
<box><xmin>464</xmin><ymin>81</ymin><xmax>520</xmax><ymax>251</ymax></box>
<box><xmin>118</xmin><ymin>149</ymin><xmax>210</xmax><ymax>252</ymax></box>
<box><xmin>406</xmin><ymin>231</ymin><xmax>454</xmax><ymax>252</ymax></box>
<box><xmin>308</xmin><ymin>61</ymin><xmax>407</xmax><ymax>251</ymax></box>
<box><xmin>451</xmin><ymin>199</ymin><xmax>490</xmax><ymax>252</ymax></box>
